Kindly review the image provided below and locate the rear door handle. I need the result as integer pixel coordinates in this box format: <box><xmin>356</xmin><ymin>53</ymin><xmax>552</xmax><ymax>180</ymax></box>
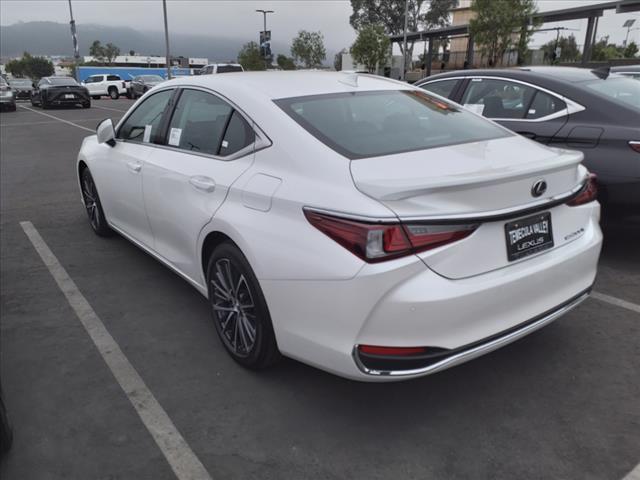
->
<box><xmin>127</xmin><ymin>161</ymin><xmax>142</xmax><ymax>173</ymax></box>
<box><xmin>189</xmin><ymin>176</ymin><xmax>216</xmax><ymax>193</ymax></box>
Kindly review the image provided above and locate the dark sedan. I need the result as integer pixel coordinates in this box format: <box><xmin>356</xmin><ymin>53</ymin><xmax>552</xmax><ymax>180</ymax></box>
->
<box><xmin>129</xmin><ymin>74</ymin><xmax>164</xmax><ymax>99</ymax></box>
<box><xmin>416</xmin><ymin>67</ymin><xmax>640</xmax><ymax>208</ymax></box>
<box><xmin>0</xmin><ymin>77</ymin><xmax>16</xmax><ymax>111</ymax></box>
<box><xmin>31</xmin><ymin>76</ymin><xmax>91</xmax><ymax>109</ymax></box>
<box><xmin>8</xmin><ymin>78</ymin><xmax>33</xmax><ymax>100</ymax></box>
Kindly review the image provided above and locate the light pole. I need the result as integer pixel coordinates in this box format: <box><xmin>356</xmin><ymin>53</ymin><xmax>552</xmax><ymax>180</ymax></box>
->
<box><xmin>67</xmin><ymin>0</ymin><xmax>80</xmax><ymax>79</ymax></box>
<box><xmin>256</xmin><ymin>9</ymin><xmax>274</xmax><ymax>69</ymax></box>
<box><xmin>162</xmin><ymin>0</ymin><xmax>172</xmax><ymax>79</ymax></box>
<box><xmin>623</xmin><ymin>19</ymin><xmax>636</xmax><ymax>47</ymax></box>
<box><xmin>401</xmin><ymin>0</ymin><xmax>409</xmax><ymax>80</ymax></box>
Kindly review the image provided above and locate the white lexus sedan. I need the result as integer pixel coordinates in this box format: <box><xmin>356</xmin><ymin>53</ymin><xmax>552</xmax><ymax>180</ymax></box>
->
<box><xmin>77</xmin><ymin>71</ymin><xmax>602</xmax><ymax>381</ymax></box>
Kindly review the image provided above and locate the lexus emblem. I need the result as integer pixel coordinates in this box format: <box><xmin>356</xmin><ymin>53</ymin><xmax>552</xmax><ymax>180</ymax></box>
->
<box><xmin>531</xmin><ymin>179</ymin><xmax>547</xmax><ymax>197</ymax></box>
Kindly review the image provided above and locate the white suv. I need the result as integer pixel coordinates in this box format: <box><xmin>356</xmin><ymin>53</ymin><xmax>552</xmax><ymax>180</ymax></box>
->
<box><xmin>82</xmin><ymin>74</ymin><xmax>129</xmax><ymax>99</ymax></box>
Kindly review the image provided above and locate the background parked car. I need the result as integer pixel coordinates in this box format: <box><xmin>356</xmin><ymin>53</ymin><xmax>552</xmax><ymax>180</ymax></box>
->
<box><xmin>82</xmin><ymin>73</ymin><xmax>130</xmax><ymax>99</ymax></box>
<box><xmin>416</xmin><ymin>67</ymin><xmax>640</xmax><ymax>209</ymax></box>
<box><xmin>198</xmin><ymin>63</ymin><xmax>244</xmax><ymax>75</ymax></box>
<box><xmin>8</xmin><ymin>78</ymin><xmax>33</xmax><ymax>100</ymax></box>
<box><xmin>611</xmin><ymin>65</ymin><xmax>640</xmax><ymax>79</ymax></box>
<box><xmin>129</xmin><ymin>74</ymin><xmax>165</xmax><ymax>98</ymax></box>
<box><xmin>0</xmin><ymin>77</ymin><xmax>17</xmax><ymax>111</ymax></box>
<box><xmin>31</xmin><ymin>76</ymin><xmax>91</xmax><ymax>109</ymax></box>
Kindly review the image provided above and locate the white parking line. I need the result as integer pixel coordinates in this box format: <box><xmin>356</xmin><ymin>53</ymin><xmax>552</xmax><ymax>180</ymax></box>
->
<box><xmin>591</xmin><ymin>291</ymin><xmax>640</xmax><ymax>314</ymax></box>
<box><xmin>18</xmin><ymin>105</ymin><xmax>95</xmax><ymax>132</ymax></box>
<box><xmin>623</xmin><ymin>463</ymin><xmax>640</xmax><ymax>480</ymax></box>
<box><xmin>20</xmin><ymin>221</ymin><xmax>213</xmax><ymax>480</ymax></box>
<box><xmin>92</xmin><ymin>104</ymin><xmax>129</xmax><ymax>113</ymax></box>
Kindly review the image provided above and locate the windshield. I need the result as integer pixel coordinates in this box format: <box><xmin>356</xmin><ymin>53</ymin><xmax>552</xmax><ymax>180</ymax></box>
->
<box><xmin>583</xmin><ymin>76</ymin><xmax>640</xmax><ymax>108</ymax></box>
<box><xmin>10</xmin><ymin>79</ymin><xmax>31</xmax><ymax>87</ymax></box>
<box><xmin>275</xmin><ymin>90</ymin><xmax>511</xmax><ymax>159</ymax></box>
<box><xmin>48</xmin><ymin>77</ymin><xmax>79</xmax><ymax>86</ymax></box>
<box><xmin>142</xmin><ymin>75</ymin><xmax>164</xmax><ymax>82</ymax></box>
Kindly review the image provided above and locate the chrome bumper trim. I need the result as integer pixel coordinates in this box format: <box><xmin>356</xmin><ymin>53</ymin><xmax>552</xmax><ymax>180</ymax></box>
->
<box><xmin>353</xmin><ymin>290</ymin><xmax>591</xmax><ymax>377</ymax></box>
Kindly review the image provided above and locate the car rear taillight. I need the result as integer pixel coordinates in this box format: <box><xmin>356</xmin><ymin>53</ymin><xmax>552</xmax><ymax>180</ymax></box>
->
<box><xmin>629</xmin><ymin>141</ymin><xmax>640</xmax><ymax>154</ymax></box>
<box><xmin>567</xmin><ymin>174</ymin><xmax>598</xmax><ymax>207</ymax></box>
<box><xmin>122</xmin><ymin>81</ymin><xmax>126</xmax><ymax>89</ymax></box>
<box><xmin>304</xmin><ymin>210</ymin><xmax>477</xmax><ymax>263</ymax></box>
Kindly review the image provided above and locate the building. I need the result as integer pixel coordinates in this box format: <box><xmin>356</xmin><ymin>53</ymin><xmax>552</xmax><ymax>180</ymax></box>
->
<box><xmin>82</xmin><ymin>55</ymin><xmax>208</xmax><ymax>69</ymax></box>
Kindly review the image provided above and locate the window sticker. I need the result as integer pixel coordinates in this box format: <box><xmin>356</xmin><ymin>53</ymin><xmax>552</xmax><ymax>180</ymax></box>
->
<box><xmin>464</xmin><ymin>103</ymin><xmax>485</xmax><ymax>115</ymax></box>
<box><xmin>143</xmin><ymin>125</ymin><xmax>152</xmax><ymax>143</ymax></box>
<box><xmin>168</xmin><ymin>127</ymin><xmax>182</xmax><ymax>146</ymax></box>
<box><xmin>221</xmin><ymin>140</ymin><xmax>229</xmax><ymax>149</ymax></box>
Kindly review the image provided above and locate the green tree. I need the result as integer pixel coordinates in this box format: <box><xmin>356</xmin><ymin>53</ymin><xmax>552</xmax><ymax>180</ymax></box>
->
<box><xmin>104</xmin><ymin>43</ymin><xmax>120</xmax><ymax>65</ymax></box>
<box><xmin>624</xmin><ymin>41</ymin><xmax>639</xmax><ymax>58</ymax></box>
<box><xmin>591</xmin><ymin>36</ymin><xmax>624</xmax><ymax>61</ymax></box>
<box><xmin>350</xmin><ymin>25</ymin><xmax>390</xmax><ymax>73</ymax></box>
<box><xmin>89</xmin><ymin>40</ymin><xmax>105</xmax><ymax>62</ymax></box>
<box><xmin>5</xmin><ymin>52</ymin><xmax>53</xmax><ymax>80</ymax></box>
<box><xmin>470</xmin><ymin>0</ymin><xmax>539</xmax><ymax>67</ymax></box>
<box><xmin>238</xmin><ymin>41</ymin><xmax>266</xmax><ymax>71</ymax></box>
<box><xmin>349</xmin><ymin>0</ymin><xmax>456</xmax><ymax>61</ymax></box>
<box><xmin>276</xmin><ymin>54</ymin><xmax>296</xmax><ymax>70</ymax></box>
<box><xmin>291</xmin><ymin>30</ymin><xmax>326</xmax><ymax>68</ymax></box>
<box><xmin>541</xmin><ymin>34</ymin><xmax>581</xmax><ymax>63</ymax></box>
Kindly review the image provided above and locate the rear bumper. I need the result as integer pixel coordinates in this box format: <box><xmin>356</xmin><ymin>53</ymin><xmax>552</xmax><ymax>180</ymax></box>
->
<box><xmin>353</xmin><ymin>288</ymin><xmax>590</xmax><ymax>377</ymax></box>
<box><xmin>261</xmin><ymin>207</ymin><xmax>602</xmax><ymax>382</ymax></box>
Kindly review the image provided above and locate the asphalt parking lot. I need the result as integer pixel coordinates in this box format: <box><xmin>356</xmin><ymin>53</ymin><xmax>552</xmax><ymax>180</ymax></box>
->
<box><xmin>1</xmin><ymin>98</ymin><xmax>639</xmax><ymax>480</ymax></box>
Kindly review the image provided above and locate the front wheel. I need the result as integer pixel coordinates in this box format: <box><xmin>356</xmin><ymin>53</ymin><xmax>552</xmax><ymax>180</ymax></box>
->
<box><xmin>207</xmin><ymin>243</ymin><xmax>280</xmax><ymax>369</ymax></box>
<box><xmin>80</xmin><ymin>168</ymin><xmax>112</xmax><ymax>237</ymax></box>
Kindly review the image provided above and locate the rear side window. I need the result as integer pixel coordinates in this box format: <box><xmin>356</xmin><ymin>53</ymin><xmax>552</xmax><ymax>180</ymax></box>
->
<box><xmin>275</xmin><ymin>90</ymin><xmax>510</xmax><ymax>159</ymax></box>
<box><xmin>220</xmin><ymin>111</ymin><xmax>255</xmax><ymax>155</ymax></box>
<box><xmin>117</xmin><ymin>89</ymin><xmax>173</xmax><ymax>142</ymax></box>
<box><xmin>419</xmin><ymin>79</ymin><xmax>458</xmax><ymax>99</ymax></box>
<box><xmin>526</xmin><ymin>91</ymin><xmax>566</xmax><ymax>119</ymax></box>
<box><xmin>217</xmin><ymin>65</ymin><xmax>243</xmax><ymax>74</ymax></box>
<box><xmin>107</xmin><ymin>75</ymin><xmax>121</xmax><ymax>81</ymax></box>
<box><xmin>461</xmin><ymin>78</ymin><xmax>536</xmax><ymax>119</ymax></box>
<box><xmin>167</xmin><ymin>89</ymin><xmax>233</xmax><ymax>155</ymax></box>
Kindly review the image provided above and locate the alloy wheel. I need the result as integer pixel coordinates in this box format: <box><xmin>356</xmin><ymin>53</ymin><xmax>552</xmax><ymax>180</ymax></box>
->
<box><xmin>211</xmin><ymin>258</ymin><xmax>257</xmax><ymax>357</ymax></box>
<box><xmin>81</xmin><ymin>173</ymin><xmax>100</xmax><ymax>230</ymax></box>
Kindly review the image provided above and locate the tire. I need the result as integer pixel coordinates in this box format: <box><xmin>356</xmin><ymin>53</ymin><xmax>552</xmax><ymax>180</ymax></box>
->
<box><xmin>41</xmin><ymin>99</ymin><xmax>50</xmax><ymax>109</ymax></box>
<box><xmin>207</xmin><ymin>242</ymin><xmax>280</xmax><ymax>369</ymax></box>
<box><xmin>9</xmin><ymin>103</ymin><xmax>16</xmax><ymax>112</ymax></box>
<box><xmin>80</xmin><ymin>168</ymin><xmax>113</xmax><ymax>237</ymax></box>
<box><xmin>92</xmin><ymin>95</ymin><xmax>100</xmax><ymax>100</ymax></box>
<box><xmin>82</xmin><ymin>101</ymin><xmax>91</xmax><ymax>109</ymax></box>
<box><xmin>108</xmin><ymin>87</ymin><xmax>119</xmax><ymax>100</ymax></box>
<box><xmin>30</xmin><ymin>97</ymin><xmax>37</xmax><ymax>107</ymax></box>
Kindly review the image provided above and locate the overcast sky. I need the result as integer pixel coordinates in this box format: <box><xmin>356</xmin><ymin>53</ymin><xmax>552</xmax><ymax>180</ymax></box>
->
<box><xmin>1</xmin><ymin>0</ymin><xmax>639</xmax><ymax>55</ymax></box>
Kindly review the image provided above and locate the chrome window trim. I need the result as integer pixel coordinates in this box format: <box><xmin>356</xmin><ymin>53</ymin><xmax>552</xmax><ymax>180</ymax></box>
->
<box><xmin>418</xmin><ymin>75</ymin><xmax>586</xmax><ymax>122</ymax></box>
<box><xmin>353</xmin><ymin>289</ymin><xmax>591</xmax><ymax>377</ymax></box>
<box><xmin>115</xmin><ymin>85</ymin><xmax>272</xmax><ymax>160</ymax></box>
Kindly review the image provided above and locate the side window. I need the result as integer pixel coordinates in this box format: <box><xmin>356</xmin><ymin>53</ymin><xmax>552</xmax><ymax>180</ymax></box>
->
<box><xmin>85</xmin><ymin>76</ymin><xmax>96</xmax><ymax>84</ymax></box>
<box><xmin>220</xmin><ymin>111</ymin><xmax>255</xmax><ymax>155</ymax></box>
<box><xmin>107</xmin><ymin>75</ymin><xmax>121</xmax><ymax>81</ymax></box>
<box><xmin>461</xmin><ymin>78</ymin><xmax>536</xmax><ymax>119</ymax></box>
<box><xmin>117</xmin><ymin>89</ymin><xmax>173</xmax><ymax>142</ymax></box>
<box><xmin>526</xmin><ymin>91</ymin><xmax>566</xmax><ymax>119</ymax></box>
<box><xmin>419</xmin><ymin>79</ymin><xmax>458</xmax><ymax>99</ymax></box>
<box><xmin>166</xmin><ymin>89</ymin><xmax>232</xmax><ymax>155</ymax></box>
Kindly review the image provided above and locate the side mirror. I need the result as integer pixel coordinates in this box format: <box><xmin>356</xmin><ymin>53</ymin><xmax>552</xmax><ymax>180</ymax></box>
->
<box><xmin>96</xmin><ymin>118</ymin><xmax>116</xmax><ymax>147</ymax></box>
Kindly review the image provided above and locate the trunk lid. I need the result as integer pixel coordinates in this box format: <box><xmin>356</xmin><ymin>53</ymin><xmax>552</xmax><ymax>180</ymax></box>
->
<box><xmin>350</xmin><ymin>135</ymin><xmax>589</xmax><ymax>278</ymax></box>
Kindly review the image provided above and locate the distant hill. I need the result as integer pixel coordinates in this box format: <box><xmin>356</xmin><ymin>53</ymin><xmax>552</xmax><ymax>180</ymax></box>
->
<box><xmin>0</xmin><ymin>21</ymin><xmax>290</xmax><ymax>62</ymax></box>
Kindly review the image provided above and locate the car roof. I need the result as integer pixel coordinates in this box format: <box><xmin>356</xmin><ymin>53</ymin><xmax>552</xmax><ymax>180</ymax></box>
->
<box><xmin>163</xmin><ymin>71</ymin><xmax>412</xmax><ymax>100</ymax></box>
<box><xmin>420</xmin><ymin>66</ymin><xmax>621</xmax><ymax>83</ymax></box>
<box><xmin>611</xmin><ymin>65</ymin><xmax>640</xmax><ymax>73</ymax></box>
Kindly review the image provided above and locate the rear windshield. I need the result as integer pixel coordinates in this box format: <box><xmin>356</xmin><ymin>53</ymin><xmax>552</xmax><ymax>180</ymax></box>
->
<box><xmin>48</xmin><ymin>77</ymin><xmax>79</xmax><ymax>86</ymax></box>
<box><xmin>217</xmin><ymin>65</ymin><xmax>243</xmax><ymax>74</ymax></box>
<box><xmin>583</xmin><ymin>76</ymin><xmax>640</xmax><ymax>108</ymax></box>
<box><xmin>275</xmin><ymin>90</ymin><xmax>510</xmax><ymax>159</ymax></box>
